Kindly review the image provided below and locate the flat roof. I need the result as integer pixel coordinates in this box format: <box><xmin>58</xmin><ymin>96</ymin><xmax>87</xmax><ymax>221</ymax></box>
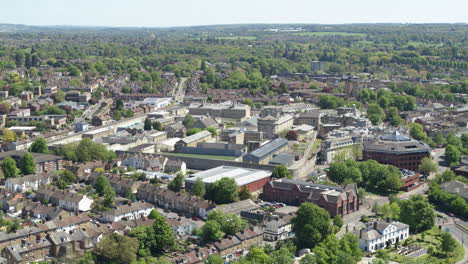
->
<box><xmin>9</xmin><ymin>126</ymin><xmax>36</xmax><ymax>131</ymax></box>
<box><xmin>83</xmin><ymin>127</ymin><xmax>113</xmax><ymax>135</ymax></box>
<box><xmin>187</xmin><ymin>165</ymin><xmax>271</xmax><ymax>186</ymax></box>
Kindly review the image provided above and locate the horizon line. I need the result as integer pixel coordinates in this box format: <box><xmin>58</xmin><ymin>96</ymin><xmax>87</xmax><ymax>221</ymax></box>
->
<box><xmin>1</xmin><ymin>21</ymin><xmax>467</xmax><ymax>30</ymax></box>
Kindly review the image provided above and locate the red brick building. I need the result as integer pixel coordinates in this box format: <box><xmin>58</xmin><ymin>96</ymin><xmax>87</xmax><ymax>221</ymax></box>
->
<box><xmin>0</xmin><ymin>151</ymin><xmax>71</xmax><ymax>175</ymax></box>
<box><xmin>262</xmin><ymin>178</ymin><xmax>359</xmax><ymax>217</ymax></box>
<box><xmin>401</xmin><ymin>169</ymin><xmax>425</xmax><ymax>191</ymax></box>
<box><xmin>363</xmin><ymin>131</ymin><xmax>431</xmax><ymax>171</ymax></box>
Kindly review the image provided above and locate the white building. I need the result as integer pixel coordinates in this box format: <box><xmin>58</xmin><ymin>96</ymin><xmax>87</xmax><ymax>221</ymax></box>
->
<box><xmin>168</xmin><ymin>217</ymin><xmax>204</xmax><ymax>237</ymax></box>
<box><xmin>355</xmin><ymin>220</ymin><xmax>410</xmax><ymax>252</ymax></box>
<box><xmin>136</xmin><ymin>97</ymin><xmax>172</xmax><ymax>109</ymax></box>
<box><xmin>59</xmin><ymin>194</ymin><xmax>94</xmax><ymax>212</ymax></box>
<box><xmin>5</xmin><ymin>173</ymin><xmax>51</xmax><ymax>193</ymax></box>
<box><xmin>264</xmin><ymin>214</ymin><xmax>294</xmax><ymax>242</ymax></box>
<box><xmin>101</xmin><ymin>201</ymin><xmax>154</xmax><ymax>222</ymax></box>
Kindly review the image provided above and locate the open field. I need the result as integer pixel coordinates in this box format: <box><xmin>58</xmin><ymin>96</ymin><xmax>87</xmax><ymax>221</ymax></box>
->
<box><xmin>216</xmin><ymin>36</ymin><xmax>257</xmax><ymax>40</ymax></box>
<box><xmin>291</xmin><ymin>32</ymin><xmax>366</xmax><ymax>37</ymax></box>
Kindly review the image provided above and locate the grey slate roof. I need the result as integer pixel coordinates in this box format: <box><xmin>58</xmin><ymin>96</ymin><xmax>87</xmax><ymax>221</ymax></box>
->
<box><xmin>180</xmin><ymin>130</ymin><xmax>211</xmax><ymax>144</ymax></box>
<box><xmin>246</xmin><ymin>138</ymin><xmax>288</xmax><ymax>159</ymax></box>
<box><xmin>269</xmin><ymin>153</ymin><xmax>295</xmax><ymax>166</ymax></box>
<box><xmin>441</xmin><ymin>180</ymin><xmax>468</xmax><ymax>200</ymax></box>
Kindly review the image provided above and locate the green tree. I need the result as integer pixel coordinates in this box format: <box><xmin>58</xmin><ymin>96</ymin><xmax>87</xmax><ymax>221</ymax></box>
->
<box><xmin>367</xmin><ymin>104</ymin><xmax>386</xmax><ymax>125</ymax></box>
<box><xmin>318</xmin><ymin>95</ymin><xmax>345</xmax><ymax>109</ymax></box>
<box><xmin>292</xmin><ymin>202</ymin><xmax>332</xmax><ymax>249</ymax></box>
<box><xmin>206</xmin><ymin>127</ymin><xmax>218</xmax><ymax>136</ymax></box>
<box><xmin>440</xmin><ymin>232</ymin><xmax>457</xmax><ymax>256</ymax></box>
<box><xmin>1</xmin><ymin>157</ymin><xmax>19</xmax><ymax>178</ymax></box>
<box><xmin>29</xmin><ymin>138</ymin><xmax>49</xmax><ymax>153</ymax></box>
<box><xmin>55</xmin><ymin>90</ymin><xmax>65</xmax><ymax>103</ymax></box>
<box><xmin>186</xmin><ymin>128</ymin><xmax>203</xmax><ymax>136</ymax></box>
<box><xmin>168</xmin><ymin>173</ymin><xmax>184</xmax><ymax>192</ymax></box>
<box><xmin>200</xmin><ymin>220</ymin><xmax>224</xmax><ymax>242</ymax></box>
<box><xmin>300</xmin><ymin>254</ymin><xmax>317</xmax><ymax>264</ymax></box>
<box><xmin>75</xmin><ymin>138</ymin><xmax>115</xmax><ymax>162</ymax></box>
<box><xmin>271</xmin><ymin>247</ymin><xmax>294</xmax><ymax>264</ymax></box>
<box><xmin>238</xmin><ymin>186</ymin><xmax>252</xmax><ymax>200</ymax></box>
<box><xmin>207</xmin><ymin>210</ymin><xmax>247</xmax><ymax>235</ymax></box>
<box><xmin>386</xmin><ymin>107</ymin><xmax>403</xmax><ymax>127</ymax></box>
<box><xmin>418</xmin><ymin>157</ymin><xmax>438</xmax><ymax>175</ymax></box>
<box><xmin>102</xmin><ymin>186</ymin><xmax>116</xmax><ymax>207</ymax></box>
<box><xmin>148</xmin><ymin>209</ymin><xmax>158</xmax><ymax>219</ymax></box>
<box><xmin>313</xmin><ymin>235</ymin><xmax>340</xmax><ymax>264</ymax></box>
<box><xmin>152</xmin><ymin>121</ymin><xmax>162</xmax><ymax>131</ymax></box>
<box><xmin>19</xmin><ymin>152</ymin><xmax>36</xmax><ymax>175</ymax></box>
<box><xmin>67</xmin><ymin>65</ymin><xmax>82</xmax><ymax>76</ymax></box>
<box><xmin>206</xmin><ymin>177</ymin><xmax>238</xmax><ymax>204</ymax></box>
<box><xmin>242</xmin><ymin>99</ymin><xmax>254</xmax><ymax>108</ymax></box>
<box><xmin>94</xmin><ymin>233</ymin><xmax>139</xmax><ymax>264</ymax></box>
<box><xmin>182</xmin><ymin>114</ymin><xmax>195</xmax><ymax>129</ymax></box>
<box><xmin>340</xmin><ymin>233</ymin><xmax>363</xmax><ymax>261</ymax></box>
<box><xmin>190</xmin><ymin>178</ymin><xmax>206</xmax><ymax>198</ymax></box>
<box><xmin>2</xmin><ymin>128</ymin><xmax>16</xmax><ymax>144</ymax></box>
<box><xmin>399</xmin><ymin>195</ymin><xmax>435</xmax><ymax>232</ymax></box>
<box><xmin>151</xmin><ymin>210</ymin><xmax>176</xmax><ymax>253</ymax></box>
<box><xmin>246</xmin><ymin>247</ymin><xmax>271</xmax><ymax>264</ymax></box>
<box><xmin>94</xmin><ymin>175</ymin><xmax>110</xmax><ymax>196</ymax></box>
<box><xmin>116</xmin><ymin>99</ymin><xmax>124</xmax><ymax>110</ymax></box>
<box><xmin>432</xmin><ymin>131</ymin><xmax>446</xmax><ymax>146</ymax></box>
<box><xmin>445</xmin><ymin>144</ymin><xmax>461</xmax><ymax>167</ymax></box>
<box><xmin>272</xmin><ymin>165</ymin><xmax>292</xmax><ymax>179</ymax></box>
<box><xmin>409</xmin><ymin>123</ymin><xmax>427</xmax><ymax>141</ymax></box>
<box><xmin>58</xmin><ymin>169</ymin><xmax>77</xmax><ymax>184</ymax></box>
<box><xmin>144</xmin><ymin>118</ymin><xmax>152</xmax><ymax>131</ymax></box>
<box><xmin>434</xmin><ymin>170</ymin><xmax>457</xmax><ymax>184</ymax></box>
<box><xmin>334</xmin><ymin>215</ymin><xmax>344</xmax><ymax>228</ymax></box>
<box><xmin>205</xmin><ymin>254</ymin><xmax>224</xmax><ymax>264</ymax></box>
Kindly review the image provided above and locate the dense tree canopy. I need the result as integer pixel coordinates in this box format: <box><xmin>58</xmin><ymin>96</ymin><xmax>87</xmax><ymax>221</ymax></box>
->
<box><xmin>399</xmin><ymin>194</ymin><xmax>435</xmax><ymax>233</ymax></box>
<box><xmin>292</xmin><ymin>202</ymin><xmax>332</xmax><ymax>249</ymax></box>
<box><xmin>29</xmin><ymin>138</ymin><xmax>49</xmax><ymax>153</ymax></box>
<box><xmin>327</xmin><ymin>159</ymin><xmax>402</xmax><ymax>193</ymax></box>
<box><xmin>272</xmin><ymin>165</ymin><xmax>292</xmax><ymax>179</ymax></box>
<box><xmin>2</xmin><ymin>157</ymin><xmax>19</xmax><ymax>178</ymax></box>
<box><xmin>94</xmin><ymin>233</ymin><xmax>139</xmax><ymax>264</ymax></box>
<box><xmin>206</xmin><ymin>177</ymin><xmax>238</xmax><ymax>204</ymax></box>
<box><xmin>19</xmin><ymin>152</ymin><xmax>36</xmax><ymax>175</ymax></box>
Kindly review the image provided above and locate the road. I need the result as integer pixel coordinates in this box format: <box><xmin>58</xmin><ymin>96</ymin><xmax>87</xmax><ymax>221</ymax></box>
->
<box><xmin>82</xmin><ymin>99</ymin><xmax>104</xmax><ymax>120</ymax></box>
<box><xmin>437</xmin><ymin>211</ymin><xmax>468</xmax><ymax>264</ymax></box>
<box><xmin>173</xmin><ymin>77</ymin><xmax>187</xmax><ymax>103</ymax></box>
<box><xmin>432</xmin><ymin>148</ymin><xmax>449</xmax><ymax>175</ymax></box>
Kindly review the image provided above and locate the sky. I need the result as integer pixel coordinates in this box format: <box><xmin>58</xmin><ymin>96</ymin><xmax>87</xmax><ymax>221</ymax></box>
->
<box><xmin>0</xmin><ymin>0</ymin><xmax>467</xmax><ymax>27</ymax></box>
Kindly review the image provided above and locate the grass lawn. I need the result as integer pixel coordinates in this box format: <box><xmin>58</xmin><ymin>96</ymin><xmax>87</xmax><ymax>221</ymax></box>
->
<box><xmin>311</xmin><ymin>139</ymin><xmax>322</xmax><ymax>153</ymax></box>
<box><xmin>291</xmin><ymin>32</ymin><xmax>366</xmax><ymax>37</ymax></box>
<box><xmin>385</xmin><ymin>226</ymin><xmax>464</xmax><ymax>264</ymax></box>
<box><xmin>159</xmin><ymin>152</ymin><xmax>238</xmax><ymax>161</ymax></box>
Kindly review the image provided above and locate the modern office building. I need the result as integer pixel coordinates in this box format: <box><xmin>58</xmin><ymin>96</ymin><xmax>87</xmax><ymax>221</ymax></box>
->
<box><xmin>363</xmin><ymin>131</ymin><xmax>431</xmax><ymax>171</ymax></box>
